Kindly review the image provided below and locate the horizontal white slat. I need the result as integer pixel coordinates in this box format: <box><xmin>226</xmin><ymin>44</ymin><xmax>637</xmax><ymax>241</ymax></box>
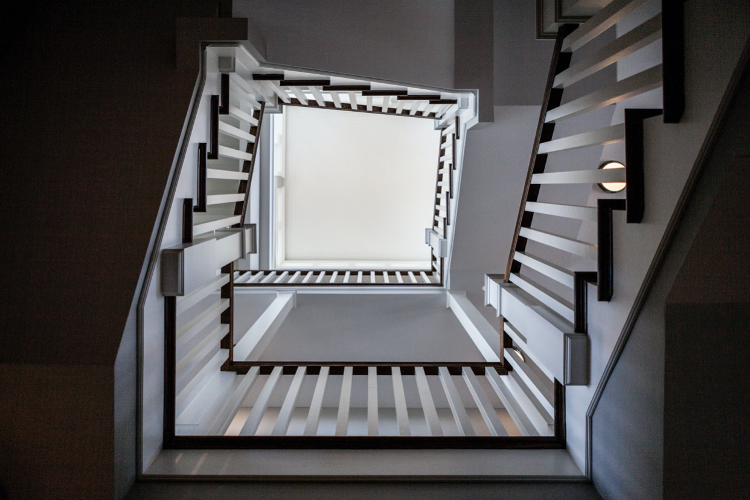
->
<box><xmin>176</xmin><ymin>274</ymin><xmax>229</xmax><ymax>314</ymax></box>
<box><xmin>519</xmin><ymin>227</ymin><xmax>597</xmax><ymax>260</ymax></box>
<box><xmin>193</xmin><ymin>215</ymin><xmax>242</xmax><ymax>236</ymax></box>
<box><xmin>176</xmin><ymin>298</ymin><xmax>230</xmax><ymax>340</ymax></box>
<box><xmin>227</xmin><ymin>104</ymin><xmax>258</xmax><ymax>126</ymax></box>
<box><xmin>218</xmin><ymin>121</ymin><xmax>255</xmax><ymax>142</ymax></box>
<box><xmin>206</xmin><ymin>193</ymin><xmax>245</xmax><ymax>206</ymax></box>
<box><xmin>525</xmin><ymin>201</ymin><xmax>597</xmax><ymax>221</ymax></box>
<box><xmin>206</xmin><ymin>168</ymin><xmax>248</xmax><ymax>181</ymax></box>
<box><xmin>531</xmin><ymin>167</ymin><xmax>626</xmax><ymax>185</ymax></box>
<box><xmin>561</xmin><ymin>0</ymin><xmax>651</xmax><ymax>52</ymax></box>
<box><xmin>538</xmin><ymin>124</ymin><xmax>625</xmax><ymax>154</ymax></box>
<box><xmin>513</xmin><ymin>251</ymin><xmax>574</xmax><ymax>288</ymax></box>
<box><xmin>504</xmin><ymin>348</ymin><xmax>555</xmax><ymax>417</ymax></box>
<box><xmin>218</xmin><ymin>145</ymin><xmax>252</xmax><ymax>162</ymax></box>
<box><xmin>509</xmin><ymin>273</ymin><xmax>574</xmax><ymax>322</ymax></box>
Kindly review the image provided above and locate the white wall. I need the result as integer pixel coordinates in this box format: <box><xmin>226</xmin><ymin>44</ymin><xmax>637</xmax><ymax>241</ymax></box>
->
<box><xmin>281</xmin><ymin>106</ymin><xmax>438</xmax><ymax>266</ymax></box>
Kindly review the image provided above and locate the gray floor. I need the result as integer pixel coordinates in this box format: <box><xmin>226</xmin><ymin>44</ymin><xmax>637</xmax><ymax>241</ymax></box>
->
<box><xmin>125</xmin><ymin>480</ymin><xmax>603</xmax><ymax>500</ymax></box>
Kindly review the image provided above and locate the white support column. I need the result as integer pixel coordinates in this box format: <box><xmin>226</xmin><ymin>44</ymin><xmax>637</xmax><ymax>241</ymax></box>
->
<box><xmin>367</xmin><ymin>367</ymin><xmax>378</xmax><ymax>436</ymax></box>
<box><xmin>391</xmin><ymin>367</ymin><xmax>410</xmax><ymax>436</ymax></box>
<box><xmin>415</xmin><ymin>367</ymin><xmax>442</xmax><ymax>436</ymax></box>
<box><xmin>366</xmin><ymin>95</ymin><xmax>373</xmax><ymax>111</ymax></box>
<box><xmin>447</xmin><ymin>292</ymin><xmax>501</xmax><ymax>362</ymax></box>
<box><xmin>272</xmin><ymin>366</ymin><xmax>306</xmax><ymax>435</ymax></box>
<box><xmin>233</xmin><ymin>292</ymin><xmax>295</xmax><ymax>360</ymax></box>
<box><xmin>335</xmin><ymin>367</ymin><xmax>353</xmax><ymax>436</ymax></box>
<box><xmin>438</xmin><ymin>367</ymin><xmax>474</xmax><ymax>436</ymax></box>
<box><xmin>304</xmin><ymin>366</ymin><xmax>329</xmax><ymax>436</ymax></box>
<box><xmin>240</xmin><ymin>366</ymin><xmax>283</xmax><ymax>435</ymax></box>
<box><xmin>462</xmin><ymin>368</ymin><xmax>507</xmax><ymax>436</ymax></box>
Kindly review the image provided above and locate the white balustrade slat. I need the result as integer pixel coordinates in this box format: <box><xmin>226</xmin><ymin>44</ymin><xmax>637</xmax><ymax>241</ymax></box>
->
<box><xmin>289</xmin><ymin>86</ymin><xmax>308</xmax><ymax>105</ymax></box>
<box><xmin>381</xmin><ymin>95</ymin><xmax>391</xmax><ymax>112</ymax></box>
<box><xmin>420</xmin><ymin>271</ymin><xmax>430</xmax><ymax>284</ymax></box>
<box><xmin>505</xmin><ymin>348</ymin><xmax>555</xmax><ymax>417</ymax></box>
<box><xmin>531</xmin><ymin>167</ymin><xmax>626</xmax><ymax>185</ymax></box>
<box><xmin>265</xmin><ymin>79</ymin><xmax>291</xmax><ymax>104</ymax></box>
<box><xmin>438</xmin><ymin>367</ymin><xmax>475</xmax><ymax>436</ymax></box>
<box><xmin>273</xmin><ymin>271</ymin><xmax>289</xmax><ymax>284</ymax></box>
<box><xmin>408</xmin><ymin>271</ymin><xmax>417</xmax><ymax>284</ymax></box>
<box><xmin>366</xmin><ymin>95</ymin><xmax>373</xmax><ymax>111</ymax></box>
<box><xmin>207</xmin><ymin>366</ymin><xmax>260</xmax><ymax>436</ymax></box>
<box><xmin>484</xmin><ymin>367</ymin><xmax>541</xmax><ymax>437</ymax></box>
<box><xmin>344</xmin><ymin>271</ymin><xmax>351</xmax><ymax>283</ymax></box>
<box><xmin>525</xmin><ymin>201</ymin><xmax>598</xmax><ymax>221</ymax></box>
<box><xmin>206</xmin><ymin>193</ymin><xmax>245</xmax><ymax>206</ymax></box>
<box><xmin>302</xmin><ymin>271</ymin><xmax>314</xmax><ymax>283</ymax></box>
<box><xmin>391</xmin><ymin>367</ymin><xmax>411</xmax><ymax>436</ymax></box>
<box><xmin>176</xmin><ymin>324</ymin><xmax>227</xmax><ymax>373</ymax></box>
<box><xmin>561</xmin><ymin>0</ymin><xmax>651</xmax><ymax>52</ymax></box>
<box><xmin>206</xmin><ymin>168</ymin><xmax>248</xmax><ymax>181</ymax></box>
<box><xmin>513</xmin><ymin>251</ymin><xmax>575</xmax><ymax>288</ymax></box>
<box><xmin>462</xmin><ymin>368</ymin><xmax>508</xmax><ymax>436</ymax></box>
<box><xmin>347</xmin><ymin>91</ymin><xmax>358</xmax><ymax>110</ymax></box>
<box><xmin>395</xmin><ymin>271</ymin><xmax>404</xmax><ymax>284</ymax></box>
<box><xmin>308</xmin><ymin>85</ymin><xmax>326</xmax><ymax>106</ymax></box>
<box><xmin>519</xmin><ymin>227</ymin><xmax>598</xmax><ymax>260</ymax></box>
<box><xmin>218</xmin><ymin>145</ymin><xmax>252</xmax><ymax>162</ymax></box>
<box><xmin>176</xmin><ymin>298</ymin><xmax>229</xmax><ymax>340</ymax></box>
<box><xmin>176</xmin><ymin>274</ymin><xmax>229</xmax><ymax>315</ymax></box>
<box><xmin>382</xmin><ymin>271</ymin><xmax>389</xmax><ymax>284</ymax></box>
<box><xmin>330</xmin><ymin>91</ymin><xmax>342</xmax><ymax>108</ymax></box>
<box><xmin>357</xmin><ymin>271</ymin><xmax>363</xmax><ymax>284</ymax></box>
<box><xmin>260</xmin><ymin>271</ymin><xmax>277</xmax><ymax>284</ymax></box>
<box><xmin>304</xmin><ymin>366</ymin><xmax>330</xmax><ymax>435</ymax></box>
<box><xmin>395</xmin><ymin>99</ymin><xmax>406</xmax><ymax>114</ymax></box>
<box><xmin>367</xmin><ymin>367</ymin><xmax>378</xmax><ymax>436</ymax></box>
<box><xmin>288</xmin><ymin>271</ymin><xmax>302</xmax><ymax>284</ymax></box>
<box><xmin>335</xmin><ymin>367</ymin><xmax>354</xmax><ymax>436</ymax></box>
<box><xmin>248</xmin><ymin>271</ymin><xmax>264</xmax><ymax>284</ymax></box>
<box><xmin>227</xmin><ymin>104</ymin><xmax>258</xmax><ymax>126</ymax></box>
<box><xmin>509</xmin><ymin>272</ymin><xmax>575</xmax><ymax>323</ymax></box>
<box><xmin>415</xmin><ymin>367</ymin><xmax>442</xmax><ymax>436</ymax></box>
<box><xmin>239</xmin><ymin>366</ymin><xmax>283</xmax><ymax>436</ymax></box>
<box><xmin>370</xmin><ymin>271</ymin><xmax>375</xmax><ymax>283</ymax></box>
<box><xmin>271</xmin><ymin>366</ymin><xmax>307</xmax><ymax>435</ymax></box>
<box><xmin>330</xmin><ymin>271</ymin><xmax>338</xmax><ymax>283</ymax></box>
<box><xmin>315</xmin><ymin>271</ymin><xmax>327</xmax><ymax>284</ymax></box>
<box><xmin>537</xmin><ymin>124</ymin><xmax>624</xmax><ymax>154</ymax></box>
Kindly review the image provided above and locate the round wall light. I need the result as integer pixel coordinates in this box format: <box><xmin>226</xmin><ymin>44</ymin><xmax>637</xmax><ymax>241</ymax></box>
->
<box><xmin>598</xmin><ymin>161</ymin><xmax>626</xmax><ymax>193</ymax></box>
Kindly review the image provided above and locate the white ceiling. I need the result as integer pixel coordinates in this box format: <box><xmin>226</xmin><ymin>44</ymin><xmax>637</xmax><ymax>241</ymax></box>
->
<box><xmin>280</xmin><ymin>105</ymin><xmax>439</xmax><ymax>268</ymax></box>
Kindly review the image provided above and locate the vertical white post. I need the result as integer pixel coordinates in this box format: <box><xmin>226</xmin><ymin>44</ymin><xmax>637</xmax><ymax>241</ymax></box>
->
<box><xmin>347</xmin><ymin>91</ymin><xmax>358</xmax><ymax>110</ymax></box>
<box><xmin>289</xmin><ymin>86</ymin><xmax>308</xmax><ymax>105</ymax></box>
<box><xmin>330</xmin><ymin>91</ymin><xmax>342</xmax><ymax>108</ymax></box>
<box><xmin>335</xmin><ymin>366</ymin><xmax>353</xmax><ymax>436</ymax></box>
<box><xmin>240</xmin><ymin>366</ymin><xmax>283</xmax><ymax>435</ymax></box>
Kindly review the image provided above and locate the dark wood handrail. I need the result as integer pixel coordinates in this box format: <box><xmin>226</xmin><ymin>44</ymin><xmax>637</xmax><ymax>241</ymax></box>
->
<box><xmin>235</xmin><ymin>101</ymin><xmax>265</xmax><ymax>227</ymax></box>
<box><xmin>227</xmin><ymin>361</ymin><xmax>508</xmax><ymax>377</ymax></box>
<box><xmin>194</xmin><ymin>143</ymin><xmax>207</xmax><ymax>212</ymax></box>
<box><xmin>503</xmin><ymin>24</ymin><xmax>578</xmax><ymax>282</ymax></box>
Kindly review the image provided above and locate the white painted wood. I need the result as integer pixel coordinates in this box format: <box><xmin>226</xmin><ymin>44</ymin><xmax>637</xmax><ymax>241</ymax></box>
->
<box><xmin>447</xmin><ymin>293</ymin><xmax>501</xmax><ymax>362</ymax></box>
<box><xmin>289</xmin><ymin>86</ymin><xmax>308</xmax><ymax>105</ymax></box>
<box><xmin>414</xmin><ymin>367</ymin><xmax>442</xmax><ymax>436</ymax></box>
<box><xmin>462</xmin><ymin>368</ymin><xmax>508</xmax><ymax>436</ymax></box>
<box><xmin>240</xmin><ymin>366</ymin><xmax>283</xmax><ymax>435</ymax></box>
<box><xmin>438</xmin><ymin>367</ymin><xmax>475</xmax><ymax>436</ymax></box>
<box><xmin>175</xmin><ymin>350</ymin><xmax>225</xmax><ymax>410</ymax></box>
<box><xmin>234</xmin><ymin>272</ymin><xmax>252</xmax><ymax>284</ymax></box>
<box><xmin>315</xmin><ymin>271</ymin><xmax>327</xmax><ymax>284</ymax></box>
<box><xmin>347</xmin><ymin>91</ymin><xmax>358</xmax><ymax>110</ymax></box>
<box><xmin>330</xmin><ymin>271</ymin><xmax>338</xmax><ymax>283</ymax></box>
<box><xmin>329</xmin><ymin>91</ymin><xmax>342</xmax><ymax>108</ymax></box>
<box><xmin>176</xmin><ymin>274</ymin><xmax>229</xmax><ymax>315</ymax></box>
<box><xmin>248</xmin><ymin>271</ymin><xmax>264</xmax><ymax>284</ymax></box>
<box><xmin>537</xmin><ymin>123</ymin><xmax>624</xmax><ymax>154</ymax></box>
<box><xmin>561</xmin><ymin>0</ymin><xmax>651</xmax><ymax>52</ymax></box>
<box><xmin>513</xmin><ymin>252</ymin><xmax>575</xmax><ymax>288</ymax></box>
<box><xmin>441</xmin><ymin>122</ymin><xmax>455</xmax><ymax>137</ymax></box>
<box><xmin>308</xmin><ymin>85</ymin><xmax>326</xmax><ymax>106</ymax></box>
<box><xmin>409</xmin><ymin>101</ymin><xmax>424</xmax><ymax>116</ymax></box>
<box><xmin>504</xmin><ymin>348</ymin><xmax>555</xmax><ymax>417</ymax></box>
<box><xmin>273</xmin><ymin>271</ymin><xmax>289</xmax><ymax>284</ymax></box>
<box><xmin>288</xmin><ymin>271</ymin><xmax>302</xmax><ymax>284</ymax></box>
<box><xmin>228</xmin><ymin>73</ymin><xmax>262</xmax><ymax>104</ymax></box>
<box><xmin>366</xmin><ymin>95</ymin><xmax>373</xmax><ymax>111</ymax></box>
<box><xmin>219</xmin><ymin>120</ymin><xmax>255</xmax><ymax>142</ymax></box>
<box><xmin>391</xmin><ymin>367</ymin><xmax>410</xmax><ymax>436</ymax></box>
<box><xmin>227</xmin><ymin>104</ymin><xmax>258</xmax><ymax>126</ymax></box>
<box><xmin>229</xmin><ymin>79</ymin><xmax>261</xmax><ymax>109</ymax></box>
<box><xmin>525</xmin><ymin>201</ymin><xmax>597</xmax><ymax>221</ymax></box>
<box><xmin>233</xmin><ymin>292</ymin><xmax>295</xmax><ymax>360</ymax></box>
<box><xmin>260</xmin><ymin>271</ymin><xmax>277</xmax><ymax>284</ymax></box>
<box><xmin>519</xmin><ymin>227</ymin><xmax>597</xmax><ymax>259</ymax></box>
<box><xmin>381</xmin><ymin>95</ymin><xmax>391</xmax><ymax>112</ymax></box>
<box><xmin>302</xmin><ymin>271</ymin><xmax>314</xmax><ymax>283</ymax></box>
<box><xmin>218</xmin><ymin>145</ymin><xmax>252</xmax><ymax>162</ymax></box>
<box><xmin>555</xmin><ymin>14</ymin><xmax>661</xmax><ymax>88</ymax></box>
<box><xmin>193</xmin><ymin>215</ymin><xmax>242</xmax><ymax>236</ymax></box>
<box><xmin>370</xmin><ymin>271</ymin><xmax>375</xmax><ymax>283</ymax></box>
<box><xmin>357</xmin><ymin>271</ymin><xmax>363</xmax><ymax>284</ymax></box>
<box><xmin>395</xmin><ymin>99</ymin><xmax>406</xmax><ymax>115</ymax></box>
<box><xmin>531</xmin><ymin>167</ymin><xmax>626</xmax><ymax>185</ymax></box>
<box><xmin>344</xmin><ymin>271</ymin><xmax>351</xmax><ymax>283</ymax></box>
<box><xmin>420</xmin><ymin>271</ymin><xmax>430</xmax><ymax>284</ymax></box>
<box><xmin>206</xmin><ymin>193</ymin><xmax>245</xmax><ymax>206</ymax></box>
<box><xmin>272</xmin><ymin>366</ymin><xmax>307</xmax><ymax>435</ymax></box>
<box><xmin>265</xmin><ymin>80</ymin><xmax>291</xmax><ymax>104</ymax></box>
<box><xmin>545</xmin><ymin>65</ymin><xmax>662</xmax><ymax>123</ymax></box>
<box><xmin>206</xmin><ymin>168</ymin><xmax>248</xmax><ymax>181</ymax></box>
<box><xmin>407</xmin><ymin>271</ymin><xmax>417</xmax><ymax>284</ymax></box>
<box><xmin>176</xmin><ymin>298</ymin><xmax>229</xmax><ymax>340</ymax></box>
<box><xmin>395</xmin><ymin>272</ymin><xmax>404</xmax><ymax>284</ymax></box>
<box><xmin>177</xmin><ymin>323</ymin><xmax>228</xmax><ymax>374</ymax></box>
<box><xmin>207</xmin><ymin>366</ymin><xmax>260</xmax><ymax>435</ymax></box>
<box><xmin>484</xmin><ymin>368</ymin><xmax>542</xmax><ymax>437</ymax></box>
<box><xmin>304</xmin><ymin>366</ymin><xmax>329</xmax><ymax>436</ymax></box>
<box><xmin>367</xmin><ymin>367</ymin><xmax>378</xmax><ymax>436</ymax></box>
<box><xmin>421</xmin><ymin>103</ymin><xmax>435</xmax><ymax>117</ymax></box>
<box><xmin>247</xmin><ymin>79</ymin><xmax>276</xmax><ymax>103</ymax></box>
<box><xmin>335</xmin><ymin>367</ymin><xmax>354</xmax><ymax>436</ymax></box>
<box><xmin>382</xmin><ymin>271</ymin><xmax>389</xmax><ymax>284</ymax></box>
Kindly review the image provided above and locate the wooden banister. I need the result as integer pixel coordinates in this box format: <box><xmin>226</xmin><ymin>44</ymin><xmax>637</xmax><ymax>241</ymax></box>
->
<box><xmin>504</xmin><ymin>24</ymin><xmax>578</xmax><ymax>282</ymax></box>
<box><xmin>234</xmin><ymin>101</ymin><xmax>265</xmax><ymax>227</ymax></box>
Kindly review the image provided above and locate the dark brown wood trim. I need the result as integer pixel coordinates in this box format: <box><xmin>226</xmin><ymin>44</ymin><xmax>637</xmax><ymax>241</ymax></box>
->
<box><xmin>429</xmin><ymin>99</ymin><xmax>457</xmax><ymax>104</ymax></box>
<box><xmin>396</xmin><ymin>94</ymin><xmax>442</xmax><ymax>101</ymax></box>
<box><xmin>228</xmin><ymin>362</ymin><xmax>507</xmax><ymax>377</ymax></box>
<box><xmin>234</xmin><ymin>102</ymin><xmax>266</xmax><ymax>226</ymax></box>
<box><xmin>323</xmin><ymin>85</ymin><xmax>371</xmax><ymax>91</ymax></box>
<box><xmin>207</xmin><ymin>95</ymin><xmax>219</xmax><ymax>160</ymax></box>
<box><xmin>455</xmin><ymin>116</ymin><xmax>460</xmax><ymax>140</ymax></box>
<box><xmin>574</xmin><ymin>271</ymin><xmax>597</xmax><ymax>334</ymax></box>
<box><xmin>219</xmin><ymin>73</ymin><xmax>229</xmax><ymax>115</ymax></box>
<box><xmin>625</xmin><ymin>109</ymin><xmax>662</xmax><ymax>223</ymax></box>
<box><xmin>662</xmin><ymin>0</ymin><xmax>685</xmax><ymax>123</ymax></box>
<box><xmin>235</xmin><ymin>281</ymin><xmax>439</xmax><ymax>287</ymax></box>
<box><xmin>280</xmin><ymin>79</ymin><xmax>331</xmax><ymax>86</ymax></box>
<box><xmin>597</xmin><ymin>199</ymin><xmax>626</xmax><ymax>302</ymax></box>
<box><xmin>504</xmin><ymin>24</ymin><xmax>577</xmax><ymax>281</ymax></box>
<box><xmin>194</xmin><ymin>144</ymin><xmax>207</xmax><ymax>213</ymax></box>
<box><xmin>182</xmin><ymin>198</ymin><xmax>193</xmax><ymax>244</ymax></box>
<box><xmin>163</xmin><ymin>296</ymin><xmax>177</xmax><ymax>447</ymax></box>
<box><xmin>164</xmin><ymin>435</ymin><xmax>563</xmax><ymax>450</ymax></box>
<box><xmin>220</xmin><ymin>263</ymin><xmax>234</xmax><ymax>359</ymax></box>
<box><xmin>252</xmin><ymin>73</ymin><xmax>284</xmax><ymax>80</ymax></box>
<box><xmin>360</xmin><ymin>89</ymin><xmax>407</xmax><ymax>96</ymax></box>
<box><xmin>553</xmin><ymin>379</ymin><xmax>565</xmax><ymax>441</ymax></box>
<box><xmin>283</xmin><ymin>99</ymin><xmax>437</xmax><ymax>119</ymax></box>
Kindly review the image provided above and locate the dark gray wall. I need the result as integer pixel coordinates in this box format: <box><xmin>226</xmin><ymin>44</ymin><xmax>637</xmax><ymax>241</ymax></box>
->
<box><xmin>591</xmin><ymin>45</ymin><xmax>750</xmax><ymax>500</ymax></box>
<box><xmin>455</xmin><ymin>0</ymin><xmax>495</xmax><ymax>122</ymax></box>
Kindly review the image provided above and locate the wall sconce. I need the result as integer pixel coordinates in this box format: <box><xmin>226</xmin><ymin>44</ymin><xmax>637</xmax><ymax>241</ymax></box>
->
<box><xmin>513</xmin><ymin>347</ymin><xmax>526</xmax><ymax>363</ymax></box>
<box><xmin>598</xmin><ymin>161</ymin><xmax>626</xmax><ymax>193</ymax></box>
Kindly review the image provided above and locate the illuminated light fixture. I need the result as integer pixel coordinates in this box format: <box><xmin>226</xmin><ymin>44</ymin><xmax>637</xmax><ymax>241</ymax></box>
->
<box><xmin>598</xmin><ymin>161</ymin><xmax>626</xmax><ymax>193</ymax></box>
<box><xmin>513</xmin><ymin>348</ymin><xmax>526</xmax><ymax>363</ymax></box>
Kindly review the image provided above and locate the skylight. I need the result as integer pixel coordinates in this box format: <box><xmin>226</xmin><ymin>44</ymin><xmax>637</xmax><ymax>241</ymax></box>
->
<box><xmin>272</xmin><ymin>105</ymin><xmax>439</xmax><ymax>270</ymax></box>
